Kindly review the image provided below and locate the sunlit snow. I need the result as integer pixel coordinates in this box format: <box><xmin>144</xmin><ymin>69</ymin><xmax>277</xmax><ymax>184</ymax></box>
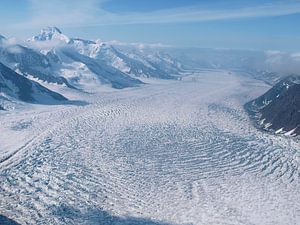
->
<box><xmin>1</xmin><ymin>70</ymin><xmax>300</xmax><ymax>225</ymax></box>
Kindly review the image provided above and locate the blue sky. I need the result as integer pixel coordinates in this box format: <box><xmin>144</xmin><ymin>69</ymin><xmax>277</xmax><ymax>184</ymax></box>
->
<box><xmin>1</xmin><ymin>0</ymin><xmax>300</xmax><ymax>51</ymax></box>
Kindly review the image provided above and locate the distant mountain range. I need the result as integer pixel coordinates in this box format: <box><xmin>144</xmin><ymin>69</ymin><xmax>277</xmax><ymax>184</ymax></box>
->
<box><xmin>27</xmin><ymin>27</ymin><xmax>182</xmax><ymax>88</ymax></box>
<box><xmin>1</xmin><ymin>27</ymin><xmax>300</xmax><ymax>113</ymax></box>
<box><xmin>0</xmin><ymin>27</ymin><xmax>184</xmax><ymax>109</ymax></box>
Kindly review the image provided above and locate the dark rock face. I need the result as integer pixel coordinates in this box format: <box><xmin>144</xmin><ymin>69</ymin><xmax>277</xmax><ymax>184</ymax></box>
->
<box><xmin>0</xmin><ymin>215</ymin><xmax>20</xmax><ymax>225</ymax></box>
<box><xmin>245</xmin><ymin>75</ymin><xmax>300</xmax><ymax>136</ymax></box>
<box><xmin>0</xmin><ymin>62</ymin><xmax>67</xmax><ymax>103</ymax></box>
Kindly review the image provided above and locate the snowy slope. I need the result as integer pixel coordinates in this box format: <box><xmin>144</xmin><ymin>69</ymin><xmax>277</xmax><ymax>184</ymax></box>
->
<box><xmin>115</xmin><ymin>44</ymin><xmax>183</xmax><ymax>77</ymax></box>
<box><xmin>29</xmin><ymin>27</ymin><xmax>183</xmax><ymax>81</ymax></box>
<box><xmin>28</xmin><ymin>27</ymin><xmax>144</xmax><ymax>89</ymax></box>
<box><xmin>0</xmin><ymin>62</ymin><xmax>67</xmax><ymax>106</ymax></box>
<box><xmin>91</xmin><ymin>43</ymin><xmax>178</xmax><ymax>79</ymax></box>
<box><xmin>61</xmin><ymin>46</ymin><xmax>143</xmax><ymax>89</ymax></box>
<box><xmin>2</xmin><ymin>28</ymin><xmax>299</xmax><ymax>92</ymax></box>
<box><xmin>0</xmin><ymin>35</ymin><xmax>73</xmax><ymax>88</ymax></box>
<box><xmin>58</xmin><ymin>32</ymin><xmax>182</xmax><ymax>79</ymax></box>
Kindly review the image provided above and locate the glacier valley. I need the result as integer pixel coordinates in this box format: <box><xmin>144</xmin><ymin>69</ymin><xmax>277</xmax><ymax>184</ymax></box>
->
<box><xmin>1</xmin><ymin>69</ymin><xmax>300</xmax><ymax>225</ymax></box>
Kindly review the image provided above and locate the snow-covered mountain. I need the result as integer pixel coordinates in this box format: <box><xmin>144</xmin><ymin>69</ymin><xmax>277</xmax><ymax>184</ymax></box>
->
<box><xmin>33</xmin><ymin>27</ymin><xmax>183</xmax><ymax>79</ymax></box>
<box><xmin>28</xmin><ymin>27</ymin><xmax>144</xmax><ymax>89</ymax></box>
<box><xmin>0</xmin><ymin>27</ymin><xmax>184</xmax><ymax>97</ymax></box>
<box><xmin>91</xmin><ymin>43</ymin><xmax>176</xmax><ymax>79</ymax></box>
<box><xmin>31</xmin><ymin>27</ymin><xmax>71</xmax><ymax>43</ymax></box>
<box><xmin>0</xmin><ymin>62</ymin><xmax>67</xmax><ymax>108</ymax></box>
<box><xmin>0</xmin><ymin>35</ymin><xmax>74</xmax><ymax>88</ymax></box>
<box><xmin>29</xmin><ymin>27</ymin><xmax>183</xmax><ymax>84</ymax></box>
<box><xmin>1</xmin><ymin>27</ymin><xmax>299</xmax><ymax>96</ymax></box>
<box><xmin>60</xmin><ymin>46</ymin><xmax>144</xmax><ymax>89</ymax></box>
<box><xmin>92</xmin><ymin>43</ymin><xmax>183</xmax><ymax>79</ymax></box>
<box><xmin>125</xmin><ymin>47</ymin><xmax>183</xmax><ymax>76</ymax></box>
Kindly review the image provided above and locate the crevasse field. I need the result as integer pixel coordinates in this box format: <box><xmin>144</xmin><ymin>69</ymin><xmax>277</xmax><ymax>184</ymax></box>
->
<box><xmin>1</xmin><ymin>70</ymin><xmax>300</xmax><ymax>225</ymax></box>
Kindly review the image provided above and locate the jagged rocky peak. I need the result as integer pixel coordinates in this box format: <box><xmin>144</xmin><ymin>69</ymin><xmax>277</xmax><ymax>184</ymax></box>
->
<box><xmin>31</xmin><ymin>26</ymin><xmax>70</xmax><ymax>43</ymax></box>
<box><xmin>44</xmin><ymin>26</ymin><xmax>62</xmax><ymax>34</ymax></box>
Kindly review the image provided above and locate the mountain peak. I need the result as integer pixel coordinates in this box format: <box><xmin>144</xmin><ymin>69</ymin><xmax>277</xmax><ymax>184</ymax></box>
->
<box><xmin>31</xmin><ymin>26</ymin><xmax>70</xmax><ymax>43</ymax></box>
<box><xmin>42</xmin><ymin>26</ymin><xmax>62</xmax><ymax>35</ymax></box>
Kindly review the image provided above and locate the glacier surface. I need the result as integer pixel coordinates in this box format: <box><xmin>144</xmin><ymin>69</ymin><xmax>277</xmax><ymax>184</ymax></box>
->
<box><xmin>1</xmin><ymin>70</ymin><xmax>300</xmax><ymax>225</ymax></box>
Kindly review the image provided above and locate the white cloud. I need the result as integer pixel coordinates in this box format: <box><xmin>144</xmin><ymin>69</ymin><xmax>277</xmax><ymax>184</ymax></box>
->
<box><xmin>264</xmin><ymin>50</ymin><xmax>300</xmax><ymax>74</ymax></box>
<box><xmin>19</xmin><ymin>0</ymin><xmax>103</xmax><ymax>28</ymax></box>
<box><xmin>105</xmin><ymin>40</ymin><xmax>171</xmax><ymax>48</ymax></box>
<box><xmin>13</xmin><ymin>0</ymin><xmax>300</xmax><ymax>29</ymax></box>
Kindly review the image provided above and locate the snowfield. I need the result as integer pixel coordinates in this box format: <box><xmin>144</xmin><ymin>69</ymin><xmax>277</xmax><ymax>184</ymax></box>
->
<box><xmin>1</xmin><ymin>70</ymin><xmax>300</xmax><ymax>225</ymax></box>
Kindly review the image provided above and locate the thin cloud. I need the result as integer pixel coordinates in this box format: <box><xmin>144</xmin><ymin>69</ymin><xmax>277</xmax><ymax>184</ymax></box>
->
<box><xmin>13</xmin><ymin>0</ymin><xmax>300</xmax><ymax>29</ymax></box>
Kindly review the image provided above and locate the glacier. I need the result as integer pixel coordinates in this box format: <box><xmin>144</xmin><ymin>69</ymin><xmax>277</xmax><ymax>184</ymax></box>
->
<box><xmin>1</xmin><ymin>69</ymin><xmax>300</xmax><ymax>225</ymax></box>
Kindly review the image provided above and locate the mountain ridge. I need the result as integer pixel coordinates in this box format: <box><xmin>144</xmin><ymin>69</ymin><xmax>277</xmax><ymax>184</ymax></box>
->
<box><xmin>245</xmin><ymin>75</ymin><xmax>300</xmax><ymax>136</ymax></box>
<box><xmin>0</xmin><ymin>62</ymin><xmax>67</xmax><ymax>107</ymax></box>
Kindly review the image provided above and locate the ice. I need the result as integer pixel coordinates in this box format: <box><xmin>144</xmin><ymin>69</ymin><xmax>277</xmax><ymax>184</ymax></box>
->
<box><xmin>1</xmin><ymin>70</ymin><xmax>300</xmax><ymax>225</ymax></box>
<box><xmin>285</xmin><ymin>128</ymin><xmax>297</xmax><ymax>136</ymax></box>
<box><xmin>275</xmin><ymin>128</ymin><xmax>284</xmax><ymax>134</ymax></box>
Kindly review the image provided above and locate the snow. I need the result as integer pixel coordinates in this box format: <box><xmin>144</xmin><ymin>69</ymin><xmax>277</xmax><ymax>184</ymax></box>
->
<box><xmin>285</xmin><ymin>128</ymin><xmax>297</xmax><ymax>136</ymax></box>
<box><xmin>31</xmin><ymin>27</ymin><xmax>71</xmax><ymax>43</ymax></box>
<box><xmin>262</xmin><ymin>99</ymin><xmax>272</xmax><ymax>106</ymax></box>
<box><xmin>275</xmin><ymin>128</ymin><xmax>284</xmax><ymax>134</ymax></box>
<box><xmin>259</xmin><ymin>118</ymin><xmax>266</xmax><ymax>125</ymax></box>
<box><xmin>264</xmin><ymin>122</ymin><xmax>272</xmax><ymax>129</ymax></box>
<box><xmin>1</xmin><ymin>70</ymin><xmax>300</xmax><ymax>225</ymax></box>
<box><xmin>26</xmin><ymin>28</ymin><xmax>148</xmax><ymax>89</ymax></box>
